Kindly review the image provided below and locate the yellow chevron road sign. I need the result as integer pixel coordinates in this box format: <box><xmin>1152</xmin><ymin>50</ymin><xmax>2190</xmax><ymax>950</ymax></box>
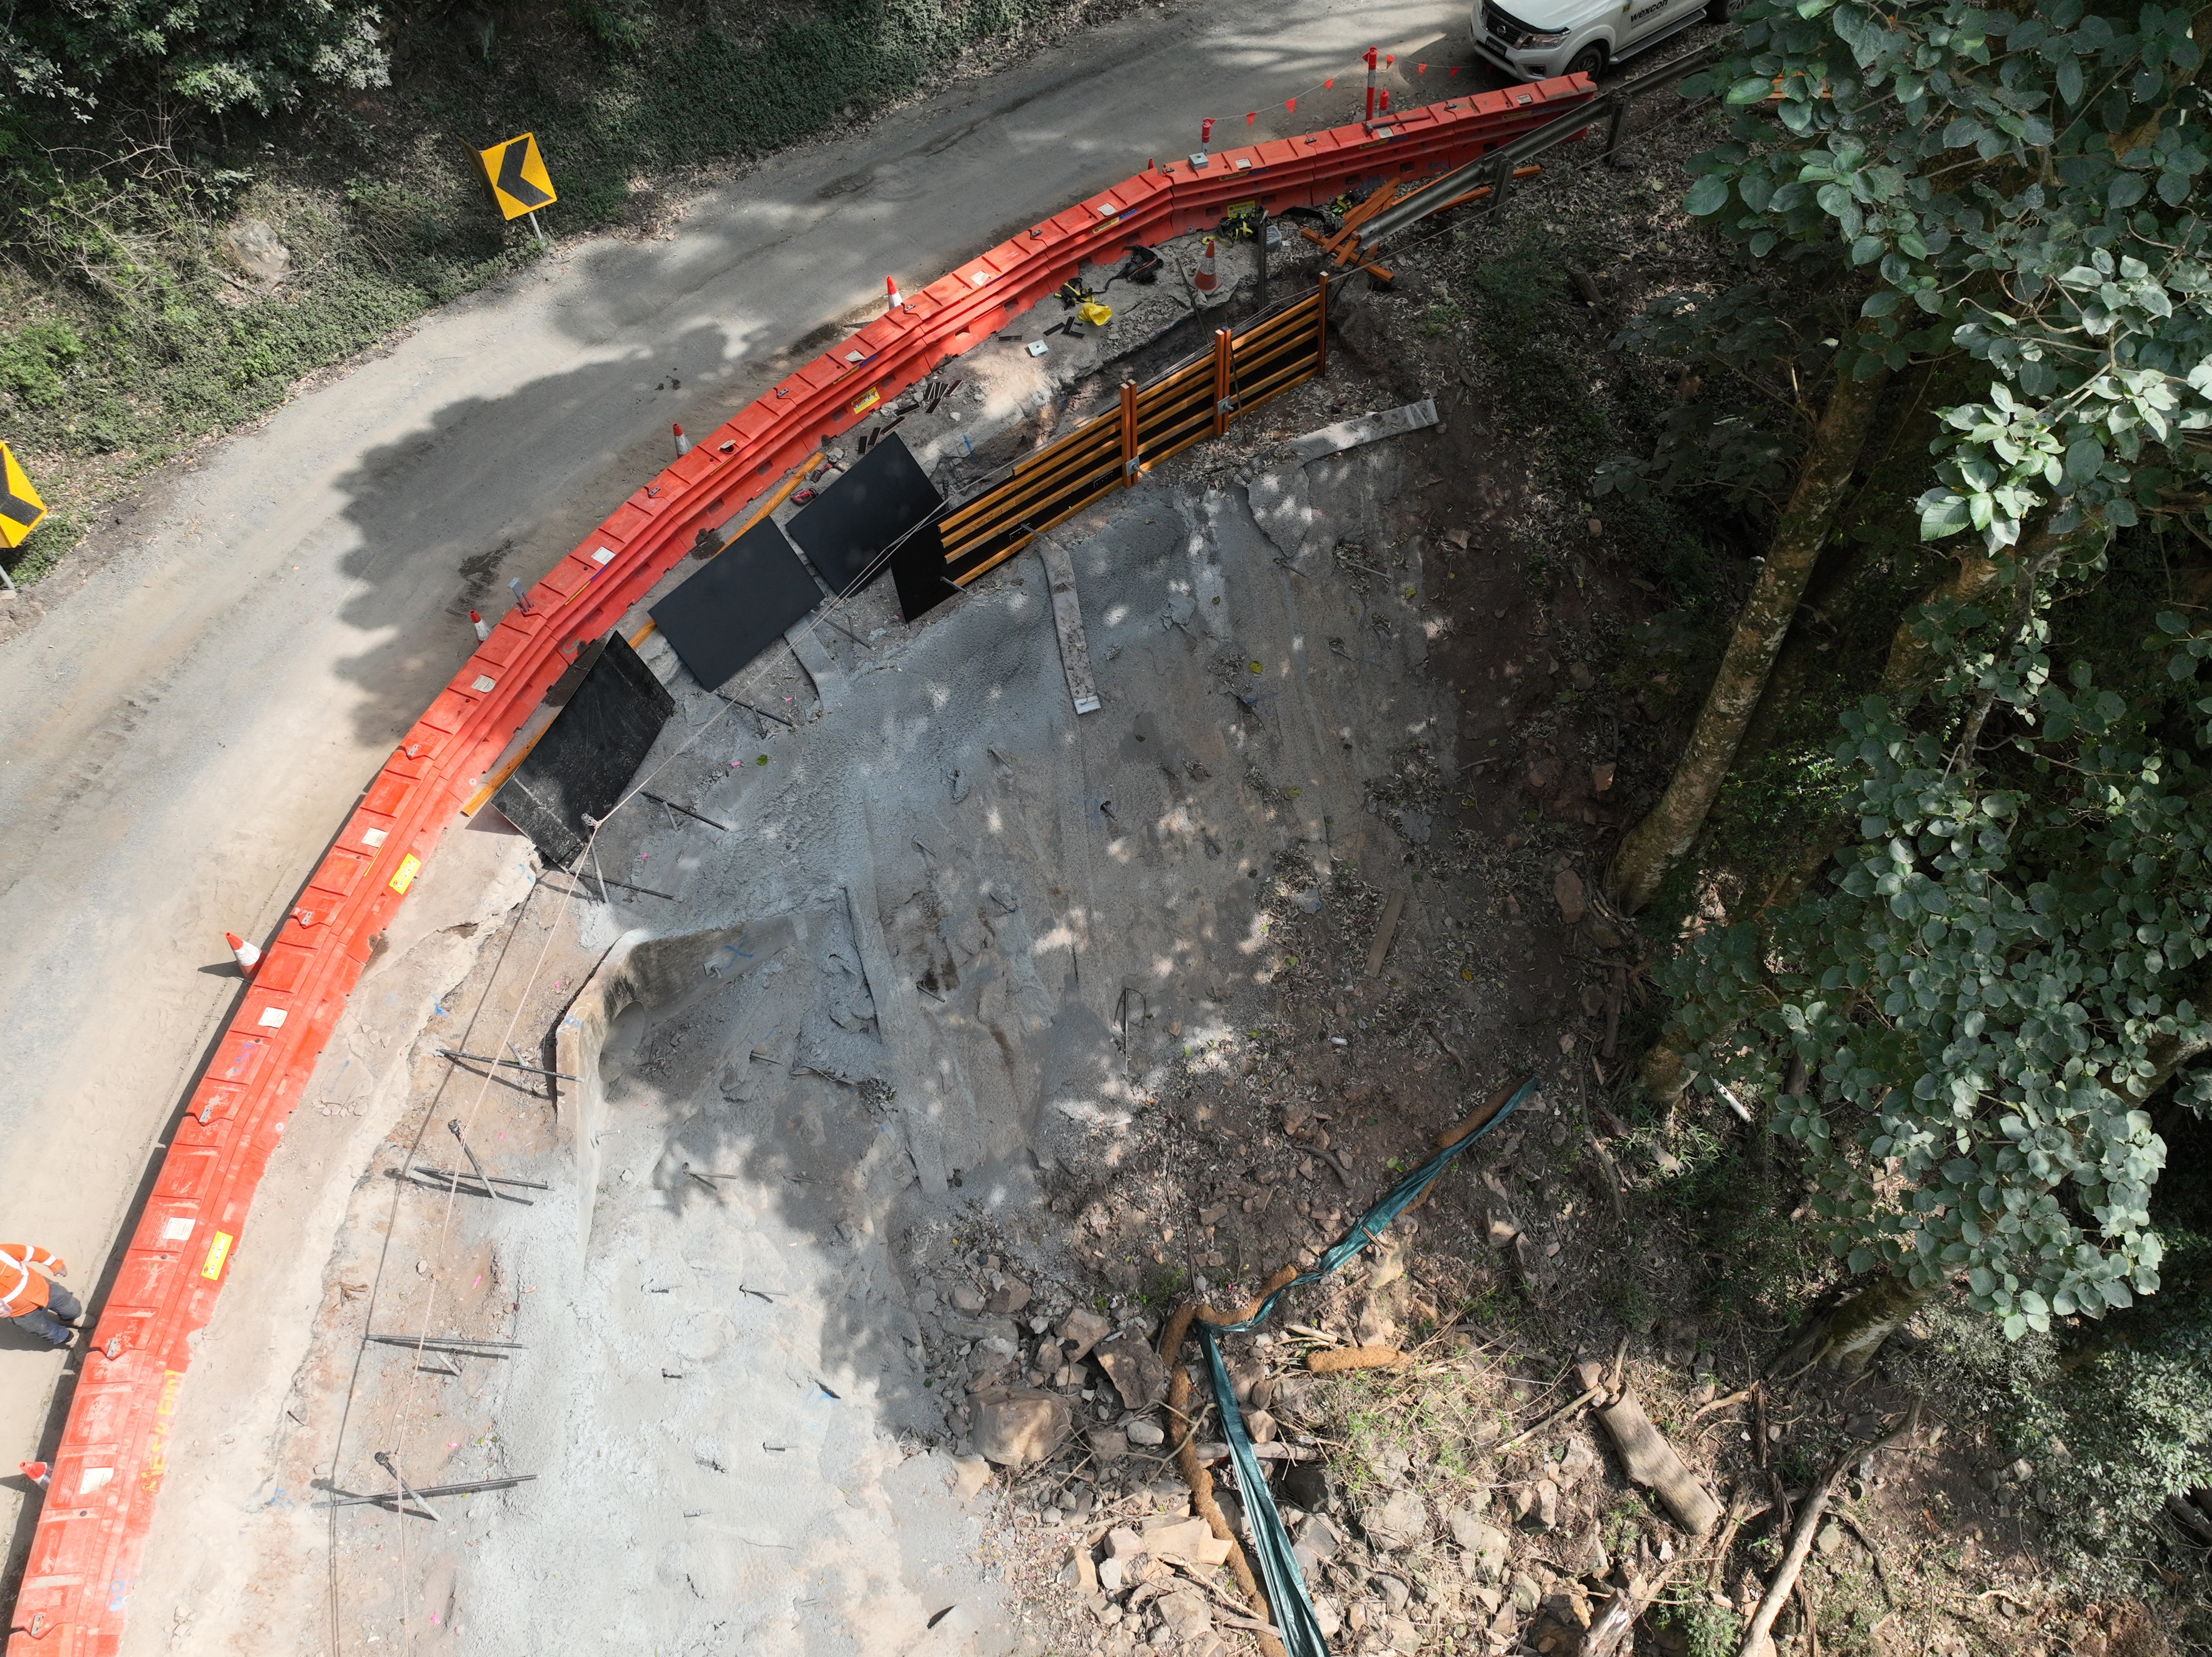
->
<box><xmin>478</xmin><ymin>132</ymin><xmax>557</xmax><ymax>221</ymax></box>
<box><xmin>0</xmin><ymin>443</ymin><xmax>47</xmax><ymax>549</ymax></box>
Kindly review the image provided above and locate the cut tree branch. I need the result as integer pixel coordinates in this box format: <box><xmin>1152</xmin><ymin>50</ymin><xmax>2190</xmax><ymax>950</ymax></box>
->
<box><xmin>1735</xmin><ymin>1400</ymin><xmax>1921</xmax><ymax>1657</ymax></box>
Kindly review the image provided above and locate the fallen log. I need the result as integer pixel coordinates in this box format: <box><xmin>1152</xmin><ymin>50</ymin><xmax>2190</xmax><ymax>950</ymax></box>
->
<box><xmin>1595</xmin><ymin>1390</ymin><xmax>1724</xmax><ymax>1536</ymax></box>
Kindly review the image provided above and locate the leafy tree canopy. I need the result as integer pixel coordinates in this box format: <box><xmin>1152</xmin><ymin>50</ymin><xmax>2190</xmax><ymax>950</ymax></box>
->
<box><xmin>3</xmin><ymin>0</ymin><xmax>390</xmax><ymax>118</ymax></box>
<box><xmin>1654</xmin><ymin>0</ymin><xmax>2212</xmax><ymax>1342</ymax></box>
<box><xmin>1669</xmin><ymin>599</ymin><xmax>2212</xmax><ymax>1337</ymax></box>
<box><xmin>1679</xmin><ymin>0</ymin><xmax>2212</xmax><ymax>555</ymax></box>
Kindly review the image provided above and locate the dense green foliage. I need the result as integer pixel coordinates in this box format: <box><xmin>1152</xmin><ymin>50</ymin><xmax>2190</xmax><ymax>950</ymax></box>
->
<box><xmin>3</xmin><ymin>0</ymin><xmax>390</xmax><ymax>116</ymax></box>
<box><xmin>1681</xmin><ymin>0</ymin><xmax>2212</xmax><ymax>553</ymax></box>
<box><xmin>1668</xmin><ymin>590</ymin><xmax>2212</xmax><ymax>1333</ymax></box>
<box><xmin>1645</xmin><ymin>0</ymin><xmax>2212</xmax><ymax>1341</ymax></box>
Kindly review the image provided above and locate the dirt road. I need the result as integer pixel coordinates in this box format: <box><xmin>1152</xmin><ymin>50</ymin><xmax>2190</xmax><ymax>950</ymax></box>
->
<box><xmin>0</xmin><ymin>0</ymin><xmax>1484</xmax><ymax>1591</ymax></box>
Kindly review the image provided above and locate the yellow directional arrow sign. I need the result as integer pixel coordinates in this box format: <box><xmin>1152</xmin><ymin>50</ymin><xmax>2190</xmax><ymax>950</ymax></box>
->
<box><xmin>478</xmin><ymin>132</ymin><xmax>557</xmax><ymax>222</ymax></box>
<box><xmin>0</xmin><ymin>443</ymin><xmax>47</xmax><ymax>549</ymax></box>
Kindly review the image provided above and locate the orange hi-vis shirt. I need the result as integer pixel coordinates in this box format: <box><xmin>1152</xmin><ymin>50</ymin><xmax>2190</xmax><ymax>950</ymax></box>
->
<box><xmin>0</xmin><ymin>1246</ymin><xmax>62</xmax><ymax>1315</ymax></box>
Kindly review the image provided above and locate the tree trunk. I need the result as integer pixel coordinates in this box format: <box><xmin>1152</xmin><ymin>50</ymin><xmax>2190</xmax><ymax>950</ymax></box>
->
<box><xmin>1607</xmin><ymin>362</ymin><xmax>1892</xmax><ymax>912</ymax></box>
<box><xmin>1778</xmin><ymin>1273</ymin><xmax>1938</xmax><ymax>1378</ymax></box>
<box><xmin>1876</xmin><ymin>550</ymin><xmax>2001</xmax><ymax>701</ymax></box>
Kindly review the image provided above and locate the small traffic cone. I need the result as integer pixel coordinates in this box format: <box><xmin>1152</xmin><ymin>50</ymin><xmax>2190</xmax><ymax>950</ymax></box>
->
<box><xmin>1192</xmin><ymin>237</ymin><xmax>1219</xmax><ymax>294</ymax></box>
<box><xmin>886</xmin><ymin>275</ymin><xmax>904</xmax><ymax>310</ymax></box>
<box><xmin>672</xmin><ymin>423</ymin><xmax>690</xmax><ymax>457</ymax></box>
<box><xmin>226</xmin><ymin>933</ymin><xmax>262</xmax><ymax>974</ymax></box>
<box><xmin>469</xmin><ymin>609</ymin><xmax>490</xmax><ymax>642</ymax></box>
<box><xmin>19</xmin><ymin>1462</ymin><xmax>48</xmax><ymax>1490</ymax></box>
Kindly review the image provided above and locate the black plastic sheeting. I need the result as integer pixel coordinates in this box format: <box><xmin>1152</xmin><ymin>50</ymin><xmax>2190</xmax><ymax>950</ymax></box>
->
<box><xmin>490</xmin><ymin>632</ymin><xmax>674</xmax><ymax>868</ymax></box>
<box><xmin>786</xmin><ymin>431</ymin><xmax>945</xmax><ymax>601</ymax></box>
<box><xmin>649</xmin><ymin>514</ymin><xmax>824</xmax><ymax>691</ymax></box>
<box><xmin>1189</xmin><ymin>1075</ymin><xmax>1538</xmax><ymax>1657</ymax></box>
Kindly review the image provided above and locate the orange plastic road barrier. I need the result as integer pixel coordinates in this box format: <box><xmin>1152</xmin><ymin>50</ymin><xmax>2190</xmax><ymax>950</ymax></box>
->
<box><xmin>5</xmin><ymin>72</ymin><xmax>1595</xmax><ymax>1657</ymax></box>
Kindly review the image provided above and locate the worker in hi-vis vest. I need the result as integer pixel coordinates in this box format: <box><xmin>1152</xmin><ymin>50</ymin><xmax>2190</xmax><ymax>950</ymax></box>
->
<box><xmin>0</xmin><ymin>1246</ymin><xmax>79</xmax><ymax>1349</ymax></box>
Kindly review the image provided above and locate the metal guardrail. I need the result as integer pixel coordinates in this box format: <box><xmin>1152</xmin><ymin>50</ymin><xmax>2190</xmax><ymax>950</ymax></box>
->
<box><xmin>1357</xmin><ymin>39</ymin><xmax>1726</xmax><ymax>250</ymax></box>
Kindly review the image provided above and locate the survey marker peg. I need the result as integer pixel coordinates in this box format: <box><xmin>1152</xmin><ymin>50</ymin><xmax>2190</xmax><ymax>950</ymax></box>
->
<box><xmin>373</xmin><ymin>1451</ymin><xmax>443</xmax><ymax>1523</ymax></box>
<box><xmin>448</xmin><ymin>1118</ymin><xmax>531</xmax><ymax>1204</ymax></box>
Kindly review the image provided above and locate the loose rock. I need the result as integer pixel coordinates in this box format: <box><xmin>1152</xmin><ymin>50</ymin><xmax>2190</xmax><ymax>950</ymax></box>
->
<box><xmin>1554</xmin><ymin>865</ymin><xmax>1588</xmax><ymax>924</ymax></box>
<box><xmin>1365</xmin><ymin>1488</ymin><xmax>1429</xmax><ymax>1549</ymax></box>
<box><xmin>1449</xmin><ymin>1512</ymin><xmax>1509</xmax><ymax>1581</ymax></box>
<box><xmin>1058</xmin><ymin>1306</ymin><xmax>1111</xmax><ymax>1360</ymax></box>
<box><xmin>969</xmin><ymin>1388</ymin><xmax>1070</xmax><ymax>1466</ymax></box>
<box><xmin>1095</xmin><ymin>1334</ymin><xmax>1171</xmax><ymax>1410</ymax></box>
<box><xmin>1156</xmin><ymin>1589</ymin><xmax>1215</xmax><ymax>1641</ymax></box>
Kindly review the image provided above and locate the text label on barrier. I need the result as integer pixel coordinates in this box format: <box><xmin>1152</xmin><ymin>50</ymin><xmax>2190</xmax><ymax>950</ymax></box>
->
<box><xmin>478</xmin><ymin>133</ymin><xmax>556</xmax><ymax>220</ymax></box>
<box><xmin>0</xmin><ymin>442</ymin><xmax>47</xmax><ymax>549</ymax></box>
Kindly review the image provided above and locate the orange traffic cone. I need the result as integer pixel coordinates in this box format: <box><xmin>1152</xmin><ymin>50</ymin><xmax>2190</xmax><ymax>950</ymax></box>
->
<box><xmin>226</xmin><ymin>932</ymin><xmax>262</xmax><ymax>975</ymax></box>
<box><xmin>672</xmin><ymin>423</ymin><xmax>690</xmax><ymax>456</ymax></box>
<box><xmin>886</xmin><ymin>276</ymin><xmax>904</xmax><ymax>310</ymax></box>
<box><xmin>469</xmin><ymin>609</ymin><xmax>490</xmax><ymax>642</ymax></box>
<box><xmin>19</xmin><ymin>1462</ymin><xmax>48</xmax><ymax>1489</ymax></box>
<box><xmin>1193</xmin><ymin>237</ymin><xmax>1219</xmax><ymax>294</ymax></box>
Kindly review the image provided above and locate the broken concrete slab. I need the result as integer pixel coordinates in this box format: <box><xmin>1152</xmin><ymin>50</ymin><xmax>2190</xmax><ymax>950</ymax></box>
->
<box><xmin>785</xmin><ymin>617</ymin><xmax>845</xmax><ymax>710</ymax></box>
<box><xmin>1242</xmin><ymin>398</ymin><xmax>1433</xmax><ymax>567</ymax></box>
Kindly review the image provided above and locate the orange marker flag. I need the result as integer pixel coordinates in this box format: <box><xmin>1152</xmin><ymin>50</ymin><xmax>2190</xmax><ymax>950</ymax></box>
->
<box><xmin>1417</xmin><ymin>62</ymin><xmax>1426</xmax><ymax>74</ymax></box>
<box><xmin>1324</xmin><ymin>77</ymin><xmax>1335</xmax><ymax>88</ymax></box>
<box><xmin>1286</xmin><ymin>98</ymin><xmax>1297</xmax><ymax>114</ymax></box>
<box><xmin>1246</xmin><ymin>111</ymin><xmax>1256</xmax><ymax>123</ymax></box>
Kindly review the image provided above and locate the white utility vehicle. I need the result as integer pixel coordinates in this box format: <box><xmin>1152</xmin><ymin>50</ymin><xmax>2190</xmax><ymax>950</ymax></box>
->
<box><xmin>1471</xmin><ymin>0</ymin><xmax>1733</xmax><ymax>83</ymax></box>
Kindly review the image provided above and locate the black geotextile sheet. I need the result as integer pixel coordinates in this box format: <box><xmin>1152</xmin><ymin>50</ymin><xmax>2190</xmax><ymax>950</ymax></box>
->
<box><xmin>649</xmin><ymin>514</ymin><xmax>824</xmax><ymax>690</ymax></box>
<box><xmin>490</xmin><ymin>632</ymin><xmax>674</xmax><ymax>868</ymax></box>
<box><xmin>787</xmin><ymin>432</ymin><xmax>945</xmax><ymax>599</ymax></box>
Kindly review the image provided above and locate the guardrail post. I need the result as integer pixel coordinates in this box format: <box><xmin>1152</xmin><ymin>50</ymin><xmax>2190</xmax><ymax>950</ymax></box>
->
<box><xmin>1120</xmin><ymin>381</ymin><xmax>1139</xmax><ymax>486</ymax></box>
<box><xmin>1315</xmin><ymin>271</ymin><xmax>1330</xmax><ymax>378</ymax></box>
<box><xmin>1602</xmin><ymin>91</ymin><xmax>1635</xmax><ymax>168</ymax></box>
<box><xmin>1211</xmin><ymin>328</ymin><xmax>1234</xmax><ymax>437</ymax></box>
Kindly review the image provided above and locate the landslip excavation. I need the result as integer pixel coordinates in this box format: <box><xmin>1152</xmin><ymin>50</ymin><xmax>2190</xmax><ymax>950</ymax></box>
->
<box><xmin>5</xmin><ymin>72</ymin><xmax>1719</xmax><ymax>1657</ymax></box>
